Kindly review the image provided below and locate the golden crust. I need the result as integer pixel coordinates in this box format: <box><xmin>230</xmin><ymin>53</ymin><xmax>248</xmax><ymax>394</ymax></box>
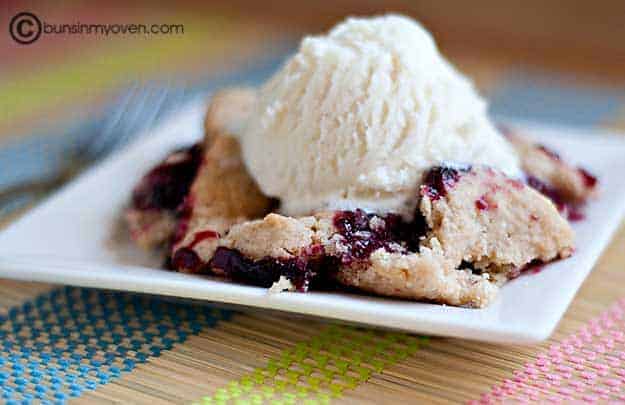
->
<box><xmin>203</xmin><ymin>87</ymin><xmax>256</xmax><ymax>147</ymax></box>
<box><xmin>172</xmin><ymin>134</ymin><xmax>273</xmax><ymax>272</ymax></box>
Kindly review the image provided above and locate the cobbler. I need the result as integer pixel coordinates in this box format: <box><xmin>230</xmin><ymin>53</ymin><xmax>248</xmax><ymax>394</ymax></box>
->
<box><xmin>124</xmin><ymin>88</ymin><xmax>597</xmax><ymax>308</ymax></box>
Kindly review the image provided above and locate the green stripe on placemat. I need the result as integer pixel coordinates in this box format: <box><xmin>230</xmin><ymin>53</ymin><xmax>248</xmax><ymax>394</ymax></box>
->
<box><xmin>197</xmin><ymin>326</ymin><xmax>428</xmax><ymax>404</ymax></box>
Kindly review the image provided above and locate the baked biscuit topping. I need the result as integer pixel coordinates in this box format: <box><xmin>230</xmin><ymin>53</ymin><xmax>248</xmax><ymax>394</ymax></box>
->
<box><xmin>124</xmin><ymin>89</ymin><xmax>597</xmax><ymax>308</ymax></box>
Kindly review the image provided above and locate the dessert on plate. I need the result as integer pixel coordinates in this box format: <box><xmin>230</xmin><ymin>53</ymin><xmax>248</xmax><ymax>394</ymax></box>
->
<box><xmin>124</xmin><ymin>15</ymin><xmax>597</xmax><ymax>307</ymax></box>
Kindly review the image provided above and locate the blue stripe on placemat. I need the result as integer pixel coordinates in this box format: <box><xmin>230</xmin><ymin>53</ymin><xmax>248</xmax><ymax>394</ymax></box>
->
<box><xmin>489</xmin><ymin>70</ymin><xmax>625</xmax><ymax>127</ymax></box>
<box><xmin>0</xmin><ymin>286</ymin><xmax>231</xmax><ymax>404</ymax></box>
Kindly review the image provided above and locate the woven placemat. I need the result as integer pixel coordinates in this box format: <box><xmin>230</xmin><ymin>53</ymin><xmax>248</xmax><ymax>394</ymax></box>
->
<box><xmin>0</xmin><ymin>222</ymin><xmax>622</xmax><ymax>404</ymax></box>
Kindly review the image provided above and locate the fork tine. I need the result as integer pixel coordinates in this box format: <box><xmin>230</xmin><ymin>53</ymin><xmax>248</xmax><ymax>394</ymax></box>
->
<box><xmin>109</xmin><ymin>83</ymin><xmax>164</xmax><ymax>151</ymax></box>
<box><xmin>118</xmin><ymin>84</ymin><xmax>162</xmax><ymax>137</ymax></box>
<box><xmin>141</xmin><ymin>81</ymin><xmax>173</xmax><ymax>130</ymax></box>
<box><xmin>84</xmin><ymin>82</ymin><xmax>142</xmax><ymax>160</ymax></box>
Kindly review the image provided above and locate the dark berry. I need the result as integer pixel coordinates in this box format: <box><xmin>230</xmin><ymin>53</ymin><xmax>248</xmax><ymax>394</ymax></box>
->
<box><xmin>475</xmin><ymin>196</ymin><xmax>489</xmax><ymax>211</ymax></box>
<box><xmin>209</xmin><ymin>247</ymin><xmax>332</xmax><ymax>292</ymax></box>
<box><xmin>131</xmin><ymin>144</ymin><xmax>202</xmax><ymax>211</ymax></box>
<box><xmin>170</xmin><ymin>248</ymin><xmax>203</xmax><ymax>273</ymax></box>
<box><xmin>521</xmin><ymin>260</ymin><xmax>544</xmax><ymax>275</ymax></box>
<box><xmin>332</xmin><ymin>209</ymin><xmax>428</xmax><ymax>264</ymax></box>
<box><xmin>421</xmin><ymin>166</ymin><xmax>470</xmax><ymax>200</ymax></box>
<box><xmin>578</xmin><ymin>168</ymin><xmax>597</xmax><ymax>189</ymax></box>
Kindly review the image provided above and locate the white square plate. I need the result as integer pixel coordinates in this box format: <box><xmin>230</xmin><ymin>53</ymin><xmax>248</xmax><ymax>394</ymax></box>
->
<box><xmin>1</xmin><ymin>99</ymin><xmax>625</xmax><ymax>344</ymax></box>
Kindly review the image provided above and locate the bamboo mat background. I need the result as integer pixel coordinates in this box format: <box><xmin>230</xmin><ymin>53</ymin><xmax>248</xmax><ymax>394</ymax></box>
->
<box><xmin>3</xmin><ymin>2</ymin><xmax>625</xmax><ymax>404</ymax></box>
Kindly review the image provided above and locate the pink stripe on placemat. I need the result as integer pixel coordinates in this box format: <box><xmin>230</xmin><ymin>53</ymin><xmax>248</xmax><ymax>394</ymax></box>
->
<box><xmin>472</xmin><ymin>298</ymin><xmax>625</xmax><ymax>404</ymax></box>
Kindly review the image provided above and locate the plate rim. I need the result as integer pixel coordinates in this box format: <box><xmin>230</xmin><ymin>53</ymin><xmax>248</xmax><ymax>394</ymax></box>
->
<box><xmin>2</xmin><ymin>102</ymin><xmax>625</xmax><ymax>344</ymax></box>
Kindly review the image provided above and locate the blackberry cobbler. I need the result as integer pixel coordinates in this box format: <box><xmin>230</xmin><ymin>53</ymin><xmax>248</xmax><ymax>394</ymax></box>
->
<box><xmin>124</xmin><ymin>88</ymin><xmax>597</xmax><ymax>308</ymax></box>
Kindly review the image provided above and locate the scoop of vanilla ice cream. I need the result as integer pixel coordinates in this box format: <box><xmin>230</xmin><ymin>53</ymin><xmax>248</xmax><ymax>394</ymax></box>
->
<box><xmin>238</xmin><ymin>14</ymin><xmax>520</xmax><ymax>218</ymax></box>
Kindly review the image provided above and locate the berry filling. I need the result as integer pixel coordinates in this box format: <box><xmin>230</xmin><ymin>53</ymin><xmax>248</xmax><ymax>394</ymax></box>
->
<box><xmin>475</xmin><ymin>194</ymin><xmax>498</xmax><ymax>211</ymax></box>
<box><xmin>170</xmin><ymin>248</ymin><xmax>203</xmax><ymax>273</ymax></box>
<box><xmin>508</xmin><ymin>260</ymin><xmax>545</xmax><ymax>279</ymax></box>
<box><xmin>526</xmin><ymin>176</ymin><xmax>585</xmax><ymax>221</ymax></box>
<box><xmin>209</xmin><ymin>247</ymin><xmax>336</xmax><ymax>291</ymax></box>
<box><xmin>333</xmin><ymin>209</ymin><xmax>427</xmax><ymax>264</ymax></box>
<box><xmin>421</xmin><ymin>166</ymin><xmax>470</xmax><ymax>200</ymax></box>
<box><xmin>169</xmin><ymin>229</ymin><xmax>221</xmax><ymax>273</ymax></box>
<box><xmin>578</xmin><ymin>168</ymin><xmax>598</xmax><ymax>189</ymax></box>
<box><xmin>187</xmin><ymin>230</ymin><xmax>220</xmax><ymax>248</ymax></box>
<box><xmin>131</xmin><ymin>144</ymin><xmax>203</xmax><ymax>211</ymax></box>
<box><xmin>203</xmin><ymin>209</ymin><xmax>430</xmax><ymax>290</ymax></box>
<box><xmin>162</xmin><ymin>158</ymin><xmax>593</xmax><ymax>291</ymax></box>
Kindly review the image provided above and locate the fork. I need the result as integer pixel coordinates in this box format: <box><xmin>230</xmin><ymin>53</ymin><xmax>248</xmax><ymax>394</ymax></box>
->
<box><xmin>0</xmin><ymin>81</ymin><xmax>187</xmax><ymax>221</ymax></box>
